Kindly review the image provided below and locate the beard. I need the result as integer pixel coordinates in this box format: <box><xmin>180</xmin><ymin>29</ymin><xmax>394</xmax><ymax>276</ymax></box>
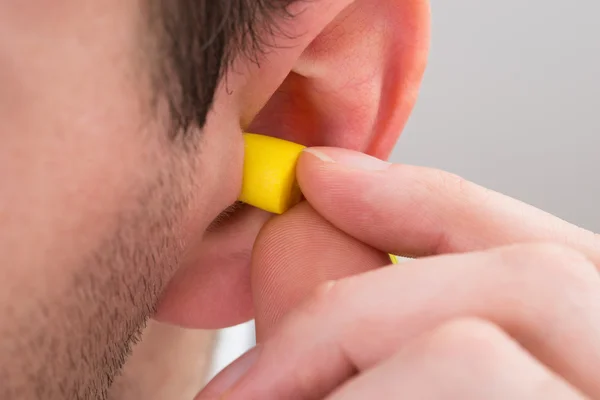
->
<box><xmin>0</xmin><ymin>147</ymin><xmax>201</xmax><ymax>400</ymax></box>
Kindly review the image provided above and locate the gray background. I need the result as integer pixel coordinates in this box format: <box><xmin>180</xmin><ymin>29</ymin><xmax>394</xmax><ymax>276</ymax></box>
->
<box><xmin>392</xmin><ymin>0</ymin><xmax>599</xmax><ymax>231</ymax></box>
<box><xmin>211</xmin><ymin>1</ymin><xmax>600</xmax><ymax>377</ymax></box>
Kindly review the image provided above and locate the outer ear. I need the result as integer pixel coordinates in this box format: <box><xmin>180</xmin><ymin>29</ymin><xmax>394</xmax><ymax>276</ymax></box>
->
<box><xmin>155</xmin><ymin>0</ymin><xmax>430</xmax><ymax>330</ymax></box>
<box><xmin>249</xmin><ymin>0</ymin><xmax>430</xmax><ymax>159</ymax></box>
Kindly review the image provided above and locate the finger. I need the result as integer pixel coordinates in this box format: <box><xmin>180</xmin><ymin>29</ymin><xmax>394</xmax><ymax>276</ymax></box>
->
<box><xmin>297</xmin><ymin>147</ymin><xmax>600</xmax><ymax>264</ymax></box>
<box><xmin>251</xmin><ymin>201</ymin><xmax>390</xmax><ymax>340</ymax></box>
<box><xmin>204</xmin><ymin>244</ymin><xmax>600</xmax><ymax>399</ymax></box>
<box><xmin>327</xmin><ymin>319</ymin><xmax>585</xmax><ymax>400</ymax></box>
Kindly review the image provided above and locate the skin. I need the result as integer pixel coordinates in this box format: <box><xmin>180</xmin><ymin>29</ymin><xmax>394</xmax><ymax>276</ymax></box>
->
<box><xmin>4</xmin><ymin>0</ymin><xmax>598</xmax><ymax>398</ymax></box>
<box><xmin>109</xmin><ymin>321</ymin><xmax>216</xmax><ymax>398</ymax></box>
<box><xmin>198</xmin><ymin>148</ymin><xmax>600</xmax><ymax>399</ymax></box>
<box><xmin>0</xmin><ymin>0</ymin><xmax>428</xmax><ymax>397</ymax></box>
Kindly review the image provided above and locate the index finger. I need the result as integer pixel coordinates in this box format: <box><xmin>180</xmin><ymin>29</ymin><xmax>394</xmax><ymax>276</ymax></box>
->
<box><xmin>297</xmin><ymin>147</ymin><xmax>600</xmax><ymax>264</ymax></box>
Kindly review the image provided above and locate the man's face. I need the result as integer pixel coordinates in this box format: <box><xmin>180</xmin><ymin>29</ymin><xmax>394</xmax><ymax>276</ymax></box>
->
<box><xmin>0</xmin><ymin>0</ymin><xmax>428</xmax><ymax>397</ymax></box>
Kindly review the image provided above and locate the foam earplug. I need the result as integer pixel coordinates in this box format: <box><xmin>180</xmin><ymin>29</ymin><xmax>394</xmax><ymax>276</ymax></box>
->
<box><xmin>239</xmin><ymin>133</ymin><xmax>399</xmax><ymax>264</ymax></box>
<box><xmin>238</xmin><ymin>133</ymin><xmax>306</xmax><ymax>215</ymax></box>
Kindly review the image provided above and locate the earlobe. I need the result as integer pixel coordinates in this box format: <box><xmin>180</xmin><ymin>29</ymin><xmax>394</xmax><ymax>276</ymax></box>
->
<box><xmin>248</xmin><ymin>0</ymin><xmax>430</xmax><ymax>159</ymax></box>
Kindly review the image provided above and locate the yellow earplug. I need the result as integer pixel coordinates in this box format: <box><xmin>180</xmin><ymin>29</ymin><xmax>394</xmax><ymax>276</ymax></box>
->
<box><xmin>238</xmin><ymin>133</ymin><xmax>306</xmax><ymax>215</ymax></box>
<box><xmin>239</xmin><ymin>133</ymin><xmax>398</xmax><ymax>264</ymax></box>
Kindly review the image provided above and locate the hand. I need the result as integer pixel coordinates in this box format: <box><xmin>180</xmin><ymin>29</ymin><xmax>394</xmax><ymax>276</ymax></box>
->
<box><xmin>197</xmin><ymin>147</ymin><xmax>600</xmax><ymax>399</ymax></box>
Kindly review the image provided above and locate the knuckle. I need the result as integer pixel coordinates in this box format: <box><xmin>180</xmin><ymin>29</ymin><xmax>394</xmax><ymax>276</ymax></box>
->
<box><xmin>424</xmin><ymin>318</ymin><xmax>514</xmax><ymax>368</ymax></box>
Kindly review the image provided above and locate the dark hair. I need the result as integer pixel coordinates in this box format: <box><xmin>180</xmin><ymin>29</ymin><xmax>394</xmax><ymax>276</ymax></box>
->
<box><xmin>152</xmin><ymin>0</ymin><xmax>298</xmax><ymax>137</ymax></box>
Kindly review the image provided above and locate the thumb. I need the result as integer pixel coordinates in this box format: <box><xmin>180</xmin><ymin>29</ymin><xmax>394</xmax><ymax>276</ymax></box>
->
<box><xmin>296</xmin><ymin>147</ymin><xmax>600</xmax><ymax>263</ymax></box>
<box><xmin>250</xmin><ymin>201</ymin><xmax>390</xmax><ymax>342</ymax></box>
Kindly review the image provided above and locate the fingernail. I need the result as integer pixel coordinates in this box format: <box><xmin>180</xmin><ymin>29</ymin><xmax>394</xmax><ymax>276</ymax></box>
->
<box><xmin>304</xmin><ymin>148</ymin><xmax>391</xmax><ymax>171</ymax></box>
<box><xmin>195</xmin><ymin>347</ymin><xmax>259</xmax><ymax>399</ymax></box>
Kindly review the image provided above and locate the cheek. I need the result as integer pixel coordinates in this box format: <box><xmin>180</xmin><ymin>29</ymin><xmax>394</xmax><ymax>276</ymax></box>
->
<box><xmin>179</xmin><ymin>118</ymin><xmax>246</xmax><ymax>242</ymax></box>
<box><xmin>0</xmin><ymin>111</ymin><xmax>164</xmax><ymax>295</ymax></box>
<box><xmin>0</xmin><ymin>0</ymin><xmax>164</xmax><ymax>284</ymax></box>
<box><xmin>181</xmin><ymin>78</ymin><xmax>248</xmax><ymax>234</ymax></box>
<box><xmin>0</xmin><ymin>72</ymin><xmax>154</xmax><ymax>298</ymax></box>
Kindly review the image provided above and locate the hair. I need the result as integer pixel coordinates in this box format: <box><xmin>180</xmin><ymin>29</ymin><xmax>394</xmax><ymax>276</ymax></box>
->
<box><xmin>152</xmin><ymin>0</ymin><xmax>299</xmax><ymax>138</ymax></box>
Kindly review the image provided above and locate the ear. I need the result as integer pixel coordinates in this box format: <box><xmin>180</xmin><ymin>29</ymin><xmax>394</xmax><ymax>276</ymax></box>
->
<box><xmin>242</xmin><ymin>0</ymin><xmax>430</xmax><ymax>159</ymax></box>
<box><xmin>154</xmin><ymin>0</ymin><xmax>430</xmax><ymax>330</ymax></box>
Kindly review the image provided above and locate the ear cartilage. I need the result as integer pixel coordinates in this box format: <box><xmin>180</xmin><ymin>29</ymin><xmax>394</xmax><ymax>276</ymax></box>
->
<box><xmin>238</xmin><ymin>133</ymin><xmax>306</xmax><ymax>215</ymax></box>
